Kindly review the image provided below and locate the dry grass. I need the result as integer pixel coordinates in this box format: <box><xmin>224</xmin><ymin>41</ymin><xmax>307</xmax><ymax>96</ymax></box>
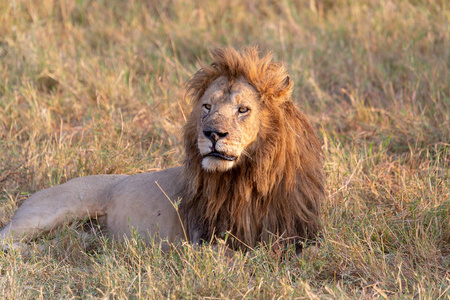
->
<box><xmin>1</xmin><ymin>0</ymin><xmax>449</xmax><ymax>298</ymax></box>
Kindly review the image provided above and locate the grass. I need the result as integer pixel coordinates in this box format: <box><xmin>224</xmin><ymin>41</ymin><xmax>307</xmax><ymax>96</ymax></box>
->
<box><xmin>0</xmin><ymin>0</ymin><xmax>449</xmax><ymax>298</ymax></box>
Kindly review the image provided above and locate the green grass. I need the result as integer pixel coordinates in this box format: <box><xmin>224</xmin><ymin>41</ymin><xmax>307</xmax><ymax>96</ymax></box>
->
<box><xmin>1</xmin><ymin>0</ymin><xmax>449</xmax><ymax>298</ymax></box>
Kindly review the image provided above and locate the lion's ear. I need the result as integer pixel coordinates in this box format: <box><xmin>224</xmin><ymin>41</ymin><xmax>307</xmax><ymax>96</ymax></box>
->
<box><xmin>283</xmin><ymin>75</ymin><xmax>290</xmax><ymax>89</ymax></box>
<box><xmin>275</xmin><ymin>75</ymin><xmax>293</xmax><ymax>100</ymax></box>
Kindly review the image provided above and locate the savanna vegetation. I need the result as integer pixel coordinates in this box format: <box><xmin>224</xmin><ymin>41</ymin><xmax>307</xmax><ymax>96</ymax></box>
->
<box><xmin>0</xmin><ymin>0</ymin><xmax>449</xmax><ymax>298</ymax></box>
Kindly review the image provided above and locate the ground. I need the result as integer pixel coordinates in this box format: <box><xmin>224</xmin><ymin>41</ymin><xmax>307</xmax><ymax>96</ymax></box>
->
<box><xmin>0</xmin><ymin>0</ymin><xmax>449</xmax><ymax>298</ymax></box>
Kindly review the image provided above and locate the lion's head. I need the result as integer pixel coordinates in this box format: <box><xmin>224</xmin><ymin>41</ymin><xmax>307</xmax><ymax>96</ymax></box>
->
<box><xmin>181</xmin><ymin>47</ymin><xmax>324</xmax><ymax>252</ymax></box>
<box><xmin>192</xmin><ymin>76</ymin><xmax>261</xmax><ymax>172</ymax></box>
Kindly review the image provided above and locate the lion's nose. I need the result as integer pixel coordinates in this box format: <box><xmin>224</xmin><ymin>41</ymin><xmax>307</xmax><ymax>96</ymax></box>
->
<box><xmin>203</xmin><ymin>130</ymin><xmax>228</xmax><ymax>142</ymax></box>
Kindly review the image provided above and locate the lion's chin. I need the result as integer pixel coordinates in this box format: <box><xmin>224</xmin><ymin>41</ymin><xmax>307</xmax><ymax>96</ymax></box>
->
<box><xmin>201</xmin><ymin>156</ymin><xmax>235</xmax><ymax>172</ymax></box>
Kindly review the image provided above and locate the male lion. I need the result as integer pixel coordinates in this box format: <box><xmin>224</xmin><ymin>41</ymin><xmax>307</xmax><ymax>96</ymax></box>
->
<box><xmin>0</xmin><ymin>47</ymin><xmax>324</xmax><ymax>253</ymax></box>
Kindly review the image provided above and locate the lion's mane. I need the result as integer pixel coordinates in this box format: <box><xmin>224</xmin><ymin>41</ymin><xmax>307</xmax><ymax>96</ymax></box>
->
<box><xmin>181</xmin><ymin>47</ymin><xmax>325</xmax><ymax>251</ymax></box>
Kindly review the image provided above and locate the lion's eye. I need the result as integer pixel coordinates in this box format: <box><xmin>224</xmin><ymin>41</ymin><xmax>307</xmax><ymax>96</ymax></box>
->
<box><xmin>203</xmin><ymin>104</ymin><xmax>211</xmax><ymax>111</ymax></box>
<box><xmin>238</xmin><ymin>107</ymin><xmax>250</xmax><ymax>114</ymax></box>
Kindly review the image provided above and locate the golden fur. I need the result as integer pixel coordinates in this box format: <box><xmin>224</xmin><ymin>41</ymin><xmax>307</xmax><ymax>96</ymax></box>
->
<box><xmin>1</xmin><ymin>47</ymin><xmax>324</xmax><ymax>254</ymax></box>
<box><xmin>181</xmin><ymin>47</ymin><xmax>325</xmax><ymax>251</ymax></box>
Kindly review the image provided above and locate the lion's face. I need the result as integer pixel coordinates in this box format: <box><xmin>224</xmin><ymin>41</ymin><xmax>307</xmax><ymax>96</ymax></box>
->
<box><xmin>196</xmin><ymin>76</ymin><xmax>261</xmax><ymax>172</ymax></box>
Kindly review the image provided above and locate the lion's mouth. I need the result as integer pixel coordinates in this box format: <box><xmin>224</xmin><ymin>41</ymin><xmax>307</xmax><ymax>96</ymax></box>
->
<box><xmin>204</xmin><ymin>151</ymin><xmax>237</xmax><ymax>161</ymax></box>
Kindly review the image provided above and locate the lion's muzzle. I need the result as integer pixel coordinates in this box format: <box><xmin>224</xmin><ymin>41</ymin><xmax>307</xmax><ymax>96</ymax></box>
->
<box><xmin>204</xmin><ymin>151</ymin><xmax>237</xmax><ymax>161</ymax></box>
<box><xmin>203</xmin><ymin>130</ymin><xmax>229</xmax><ymax>142</ymax></box>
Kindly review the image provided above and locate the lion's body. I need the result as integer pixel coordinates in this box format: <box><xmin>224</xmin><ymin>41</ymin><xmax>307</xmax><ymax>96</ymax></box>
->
<box><xmin>1</xmin><ymin>47</ymin><xmax>324</xmax><ymax>253</ymax></box>
<box><xmin>0</xmin><ymin>168</ymin><xmax>186</xmax><ymax>250</ymax></box>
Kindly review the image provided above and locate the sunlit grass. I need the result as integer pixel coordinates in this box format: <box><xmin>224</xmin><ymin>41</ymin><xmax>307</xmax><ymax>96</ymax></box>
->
<box><xmin>1</xmin><ymin>0</ymin><xmax>449</xmax><ymax>298</ymax></box>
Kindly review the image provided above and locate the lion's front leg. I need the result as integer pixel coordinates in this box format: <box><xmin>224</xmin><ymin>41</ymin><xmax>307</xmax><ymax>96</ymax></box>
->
<box><xmin>0</xmin><ymin>174</ymin><xmax>126</xmax><ymax>245</ymax></box>
<box><xmin>186</xmin><ymin>218</ymin><xmax>213</xmax><ymax>247</ymax></box>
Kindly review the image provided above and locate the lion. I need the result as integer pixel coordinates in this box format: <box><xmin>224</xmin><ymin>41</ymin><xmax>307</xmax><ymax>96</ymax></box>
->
<box><xmin>0</xmin><ymin>47</ymin><xmax>324</xmax><ymax>253</ymax></box>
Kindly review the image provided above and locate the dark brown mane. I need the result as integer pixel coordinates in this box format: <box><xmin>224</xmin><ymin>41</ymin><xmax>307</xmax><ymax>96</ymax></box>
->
<box><xmin>186</xmin><ymin>47</ymin><xmax>293</xmax><ymax>104</ymax></box>
<box><xmin>180</xmin><ymin>47</ymin><xmax>325</xmax><ymax>251</ymax></box>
